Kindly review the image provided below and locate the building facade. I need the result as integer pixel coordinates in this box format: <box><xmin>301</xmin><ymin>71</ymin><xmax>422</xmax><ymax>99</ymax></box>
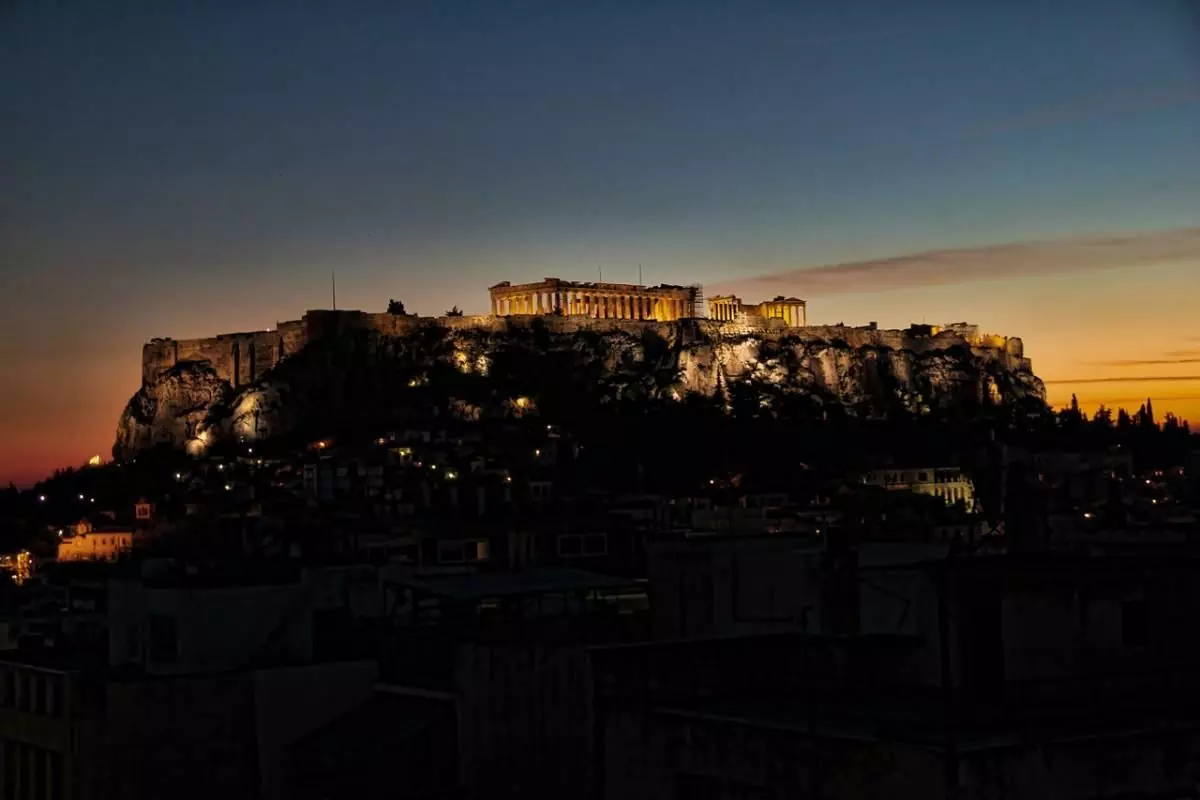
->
<box><xmin>708</xmin><ymin>294</ymin><xmax>807</xmax><ymax>326</ymax></box>
<box><xmin>56</xmin><ymin>522</ymin><xmax>135</xmax><ymax>563</ymax></box>
<box><xmin>489</xmin><ymin>278</ymin><xmax>698</xmax><ymax>321</ymax></box>
<box><xmin>863</xmin><ymin>466</ymin><xmax>977</xmax><ymax>512</ymax></box>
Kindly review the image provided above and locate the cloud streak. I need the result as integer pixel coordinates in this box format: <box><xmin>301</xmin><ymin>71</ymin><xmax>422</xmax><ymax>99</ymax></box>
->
<box><xmin>1043</xmin><ymin>375</ymin><xmax>1200</xmax><ymax>385</ymax></box>
<box><xmin>716</xmin><ymin>227</ymin><xmax>1200</xmax><ymax>297</ymax></box>
<box><xmin>1088</xmin><ymin>356</ymin><xmax>1200</xmax><ymax>367</ymax></box>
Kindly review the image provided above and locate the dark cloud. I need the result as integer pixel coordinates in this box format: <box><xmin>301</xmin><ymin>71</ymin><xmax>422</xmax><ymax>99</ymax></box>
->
<box><xmin>713</xmin><ymin>227</ymin><xmax>1200</xmax><ymax>297</ymax></box>
<box><xmin>1088</xmin><ymin>357</ymin><xmax>1200</xmax><ymax>367</ymax></box>
<box><xmin>1043</xmin><ymin>375</ymin><xmax>1200</xmax><ymax>385</ymax></box>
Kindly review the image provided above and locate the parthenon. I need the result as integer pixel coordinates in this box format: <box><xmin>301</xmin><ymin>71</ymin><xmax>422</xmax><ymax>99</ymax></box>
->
<box><xmin>489</xmin><ymin>278</ymin><xmax>699</xmax><ymax>321</ymax></box>
<box><xmin>708</xmin><ymin>294</ymin><xmax>807</xmax><ymax>327</ymax></box>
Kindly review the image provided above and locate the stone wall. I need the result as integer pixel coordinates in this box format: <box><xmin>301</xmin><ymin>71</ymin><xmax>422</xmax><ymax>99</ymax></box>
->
<box><xmin>141</xmin><ymin>310</ymin><xmax>1026</xmax><ymax>388</ymax></box>
<box><xmin>143</xmin><ymin>325</ymin><xmax>303</xmax><ymax>387</ymax></box>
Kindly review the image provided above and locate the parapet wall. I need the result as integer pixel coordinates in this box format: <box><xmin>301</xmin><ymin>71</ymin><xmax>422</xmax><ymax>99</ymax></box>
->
<box><xmin>143</xmin><ymin>321</ymin><xmax>304</xmax><ymax>386</ymax></box>
<box><xmin>142</xmin><ymin>310</ymin><xmax>1023</xmax><ymax>385</ymax></box>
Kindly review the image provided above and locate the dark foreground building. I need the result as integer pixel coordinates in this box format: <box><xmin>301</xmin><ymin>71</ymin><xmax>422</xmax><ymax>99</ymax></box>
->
<box><xmin>594</xmin><ymin>553</ymin><xmax>1200</xmax><ymax>799</ymax></box>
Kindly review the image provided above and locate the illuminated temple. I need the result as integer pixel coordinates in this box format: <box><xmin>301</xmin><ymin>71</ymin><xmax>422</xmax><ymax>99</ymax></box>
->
<box><xmin>489</xmin><ymin>278</ymin><xmax>700</xmax><ymax>321</ymax></box>
<box><xmin>489</xmin><ymin>278</ymin><xmax>807</xmax><ymax>327</ymax></box>
<box><xmin>708</xmin><ymin>294</ymin><xmax>807</xmax><ymax>327</ymax></box>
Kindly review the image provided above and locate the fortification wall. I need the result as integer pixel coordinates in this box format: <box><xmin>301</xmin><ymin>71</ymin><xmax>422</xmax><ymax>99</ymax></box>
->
<box><xmin>143</xmin><ymin>309</ymin><xmax>1021</xmax><ymax>387</ymax></box>
<box><xmin>142</xmin><ymin>322</ymin><xmax>303</xmax><ymax>387</ymax></box>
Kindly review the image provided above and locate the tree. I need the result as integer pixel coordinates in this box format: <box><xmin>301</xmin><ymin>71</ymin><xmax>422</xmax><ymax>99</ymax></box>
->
<box><xmin>1141</xmin><ymin>398</ymin><xmax>1157</xmax><ymax>430</ymax></box>
<box><xmin>445</xmin><ymin>306</ymin><xmax>464</xmax><ymax>317</ymax></box>
<box><xmin>1092</xmin><ymin>405</ymin><xmax>1113</xmax><ymax>430</ymax></box>
<box><xmin>387</xmin><ymin>299</ymin><xmax>406</xmax><ymax>315</ymax></box>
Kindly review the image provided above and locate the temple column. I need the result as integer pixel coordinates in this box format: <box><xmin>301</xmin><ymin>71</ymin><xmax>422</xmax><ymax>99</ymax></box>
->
<box><xmin>536</xmin><ymin>293</ymin><xmax>544</xmax><ymax>314</ymax></box>
<box><xmin>624</xmin><ymin>295</ymin><xmax>632</xmax><ymax>319</ymax></box>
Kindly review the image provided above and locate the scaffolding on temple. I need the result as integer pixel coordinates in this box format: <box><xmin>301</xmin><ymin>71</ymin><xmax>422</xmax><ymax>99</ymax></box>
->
<box><xmin>690</xmin><ymin>283</ymin><xmax>705</xmax><ymax>319</ymax></box>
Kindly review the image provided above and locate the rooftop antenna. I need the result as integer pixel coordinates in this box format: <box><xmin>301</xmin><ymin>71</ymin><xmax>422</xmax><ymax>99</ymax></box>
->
<box><xmin>332</xmin><ymin>273</ymin><xmax>337</xmax><ymax>311</ymax></box>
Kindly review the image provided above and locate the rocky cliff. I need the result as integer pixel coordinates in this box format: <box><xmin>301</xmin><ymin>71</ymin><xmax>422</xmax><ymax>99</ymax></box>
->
<box><xmin>114</xmin><ymin>319</ymin><xmax>1045</xmax><ymax>458</ymax></box>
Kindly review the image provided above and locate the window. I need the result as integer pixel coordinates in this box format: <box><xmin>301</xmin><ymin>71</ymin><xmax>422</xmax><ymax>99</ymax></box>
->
<box><xmin>557</xmin><ymin>533</ymin><xmax>607</xmax><ymax>558</ymax></box>
<box><xmin>148</xmin><ymin>613</ymin><xmax>179</xmax><ymax>664</ymax></box>
<box><xmin>437</xmin><ymin>540</ymin><xmax>489</xmax><ymax>564</ymax></box>
<box><xmin>675</xmin><ymin>774</ymin><xmax>771</xmax><ymax>800</ymax></box>
<box><xmin>44</xmin><ymin>677</ymin><xmax>56</xmax><ymax>717</ymax></box>
<box><xmin>1122</xmin><ymin>599</ymin><xmax>1148</xmax><ymax>647</ymax></box>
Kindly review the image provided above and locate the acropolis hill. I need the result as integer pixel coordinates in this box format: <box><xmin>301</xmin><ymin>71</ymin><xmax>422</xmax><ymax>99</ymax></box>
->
<box><xmin>118</xmin><ymin>278</ymin><xmax>1045</xmax><ymax>457</ymax></box>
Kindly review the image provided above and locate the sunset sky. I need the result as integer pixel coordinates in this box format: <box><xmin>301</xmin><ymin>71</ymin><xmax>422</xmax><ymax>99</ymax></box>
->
<box><xmin>2</xmin><ymin>1</ymin><xmax>1199</xmax><ymax>486</ymax></box>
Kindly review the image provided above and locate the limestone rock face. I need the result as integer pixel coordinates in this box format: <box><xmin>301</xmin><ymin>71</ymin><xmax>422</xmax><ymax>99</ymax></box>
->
<box><xmin>114</xmin><ymin>361</ymin><xmax>231</xmax><ymax>458</ymax></box>
<box><xmin>115</xmin><ymin>320</ymin><xmax>1046</xmax><ymax>457</ymax></box>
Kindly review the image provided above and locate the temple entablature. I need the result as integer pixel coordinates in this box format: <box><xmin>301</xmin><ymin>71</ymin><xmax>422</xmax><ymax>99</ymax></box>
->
<box><xmin>488</xmin><ymin>277</ymin><xmax>698</xmax><ymax>321</ymax></box>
